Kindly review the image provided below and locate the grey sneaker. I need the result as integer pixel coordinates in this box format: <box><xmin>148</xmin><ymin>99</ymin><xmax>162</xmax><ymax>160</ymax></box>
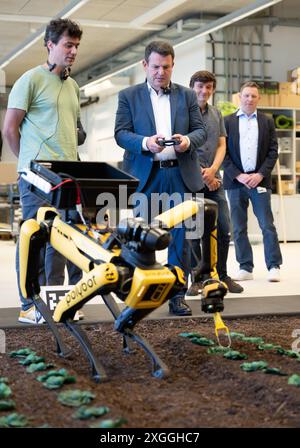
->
<box><xmin>18</xmin><ymin>306</ymin><xmax>45</xmax><ymax>324</ymax></box>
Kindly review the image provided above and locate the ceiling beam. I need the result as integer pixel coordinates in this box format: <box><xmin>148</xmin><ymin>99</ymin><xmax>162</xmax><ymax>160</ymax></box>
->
<box><xmin>174</xmin><ymin>0</ymin><xmax>283</xmax><ymax>49</ymax></box>
<box><xmin>0</xmin><ymin>14</ymin><xmax>165</xmax><ymax>31</ymax></box>
<box><xmin>79</xmin><ymin>0</ymin><xmax>283</xmax><ymax>89</ymax></box>
<box><xmin>131</xmin><ymin>0</ymin><xmax>189</xmax><ymax>27</ymax></box>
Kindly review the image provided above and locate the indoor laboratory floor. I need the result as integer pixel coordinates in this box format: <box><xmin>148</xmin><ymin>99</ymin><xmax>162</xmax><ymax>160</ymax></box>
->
<box><xmin>0</xmin><ymin>239</ymin><xmax>299</xmax><ymax>309</ymax></box>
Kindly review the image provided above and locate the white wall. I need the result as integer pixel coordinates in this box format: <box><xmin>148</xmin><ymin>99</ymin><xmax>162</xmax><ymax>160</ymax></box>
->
<box><xmin>266</xmin><ymin>25</ymin><xmax>300</xmax><ymax>81</ymax></box>
<box><xmin>79</xmin><ymin>93</ymin><xmax>123</xmax><ymax>163</ymax></box>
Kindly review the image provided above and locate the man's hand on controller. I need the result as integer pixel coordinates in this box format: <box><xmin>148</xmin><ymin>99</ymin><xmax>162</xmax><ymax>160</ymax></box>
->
<box><xmin>172</xmin><ymin>134</ymin><xmax>189</xmax><ymax>152</ymax></box>
<box><xmin>146</xmin><ymin>134</ymin><xmax>165</xmax><ymax>153</ymax></box>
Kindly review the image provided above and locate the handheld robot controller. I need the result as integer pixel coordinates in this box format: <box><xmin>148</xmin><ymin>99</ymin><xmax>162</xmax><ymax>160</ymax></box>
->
<box><xmin>156</xmin><ymin>137</ymin><xmax>182</xmax><ymax>147</ymax></box>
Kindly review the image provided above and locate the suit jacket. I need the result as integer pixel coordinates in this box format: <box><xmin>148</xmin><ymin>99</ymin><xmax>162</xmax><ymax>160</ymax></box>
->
<box><xmin>223</xmin><ymin>111</ymin><xmax>278</xmax><ymax>189</ymax></box>
<box><xmin>114</xmin><ymin>81</ymin><xmax>207</xmax><ymax>192</ymax></box>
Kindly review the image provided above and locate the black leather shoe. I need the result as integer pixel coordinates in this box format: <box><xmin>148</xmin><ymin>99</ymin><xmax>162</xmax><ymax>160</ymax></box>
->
<box><xmin>221</xmin><ymin>276</ymin><xmax>244</xmax><ymax>293</ymax></box>
<box><xmin>169</xmin><ymin>296</ymin><xmax>192</xmax><ymax>316</ymax></box>
<box><xmin>186</xmin><ymin>281</ymin><xmax>203</xmax><ymax>296</ymax></box>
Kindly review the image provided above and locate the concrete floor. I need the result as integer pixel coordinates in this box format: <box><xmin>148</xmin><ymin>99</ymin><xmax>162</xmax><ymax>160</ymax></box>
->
<box><xmin>0</xmin><ymin>239</ymin><xmax>299</xmax><ymax>327</ymax></box>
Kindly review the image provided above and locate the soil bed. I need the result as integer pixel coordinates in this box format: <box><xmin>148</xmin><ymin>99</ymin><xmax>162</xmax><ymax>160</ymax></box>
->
<box><xmin>1</xmin><ymin>315</ymin><xmax>300</xmax><ymax>428</ymax></box>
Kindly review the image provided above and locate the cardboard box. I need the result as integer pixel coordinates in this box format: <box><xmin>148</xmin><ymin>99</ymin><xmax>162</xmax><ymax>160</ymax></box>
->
<box><xmin>277</xmin><ymin>180</ymin><xmax>294</xmax><ymax>195</ymax></box>
<box><xmin>268</xmin><ymin>94</ymin><xmax>280</xmax><ymax>107</ymax></box>
<box><xmin>279</xmin><ymin>93</ymin><xmax>300</xmax><ymax>108</ymax></box>
<box><xmin>279</xmin><ymin>82</ymin><xmax>293</xmax><ymax>94</ymax></box>
<box><xmin>0</xmin><ymin>163</ymin><xmax>18</xmax><ymax>184</ymax></box>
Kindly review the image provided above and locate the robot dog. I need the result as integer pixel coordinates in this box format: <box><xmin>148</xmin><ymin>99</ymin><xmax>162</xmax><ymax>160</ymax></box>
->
<box><xmin>18</xmin><ymin>161</ymin><xmax>229</xmax><ymax>381</ymax></box>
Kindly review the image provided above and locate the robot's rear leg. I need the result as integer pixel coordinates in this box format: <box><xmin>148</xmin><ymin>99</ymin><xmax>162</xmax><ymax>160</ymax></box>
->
<box><xmin>122</xmin><ymin>328</ymin><xmax>170</xmax><ymax>379</ymax></box>
<box><xmin>64</xmin><ymin>319</ymin><xmax>108</xmax><ymax>383</ymax></box>
<box><xmin>32</xmin><ymin>295</ymin><xmax>72</xmax><ymax>358</ymax></box>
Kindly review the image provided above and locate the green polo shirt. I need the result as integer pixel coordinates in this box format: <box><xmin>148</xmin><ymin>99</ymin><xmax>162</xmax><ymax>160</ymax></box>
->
<box><xmin>8</xmin><ymin>66</ymin><xmax>80</xmax><ymax>172</ymax></box>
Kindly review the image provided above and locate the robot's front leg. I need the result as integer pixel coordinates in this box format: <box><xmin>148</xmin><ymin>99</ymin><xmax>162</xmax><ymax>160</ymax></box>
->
<box><xmin>18</xmin><ymin>219</ymin><xmax>71</xmax><ymax>357</ymax></box>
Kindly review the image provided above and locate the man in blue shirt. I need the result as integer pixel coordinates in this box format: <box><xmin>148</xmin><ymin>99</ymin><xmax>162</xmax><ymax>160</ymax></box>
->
<box><xmin>223</xmin><ymin>81</ymin><xmax>282</xmax><ymax>282</ymax></box>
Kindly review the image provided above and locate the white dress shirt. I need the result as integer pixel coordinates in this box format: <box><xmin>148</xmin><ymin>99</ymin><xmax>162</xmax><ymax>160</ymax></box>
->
<box><xmin>237</xmin><ymin>109</ymin><xmax>258</xmax><ymax>173</ymax></box>
<box><xmin>142</xmin><ymin>83</ymin><xmax>176</xmax><ymax>161</ymax></box>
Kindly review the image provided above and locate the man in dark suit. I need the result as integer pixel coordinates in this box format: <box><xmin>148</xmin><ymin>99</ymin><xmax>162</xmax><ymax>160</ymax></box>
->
<box><xmin>223</xmin><ymin>81</ymin><xmax>282</xmax><ymax>282</ymax></box>
<box><xmin>115</xmin><ymin>40</ymin><xmax>207</xmax><ymax>315</ymax></box>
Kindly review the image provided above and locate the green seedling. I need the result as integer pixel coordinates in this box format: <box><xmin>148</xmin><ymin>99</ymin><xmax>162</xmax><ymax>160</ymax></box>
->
<box><xmin>240</xmin><ymin>361</ymin><xmax>268</xmax><ymax>372</ymax></box>
<box><xmin>276</xmin><ymin>348</ymin><xmax>300</xmax><ymax>359</ymax></box>
<box><xmin>73</xmin><ymin>406</ymin><xmax>110</xmax><ymax>420</ymax></box>
<box><xmin>229</xmin><ymin>332</ymin><xmax>245</xmax><ymax>339</ymax></box>
<box><xmin>43</xmin><ymin>375</ymin><xmax>76</xmax><ymax>389</ymax></box>
<box><xmin>263</xmin><ymin>367</ymin><xmax>287</xmax><ymax>376</ymax></box>
<box><xmin>19</xmin><ymin>354</ymin><xmax>45</xmax><ymax>366</ymax></box>
<box><xmin>179</xmin><ymin>332</ymin><xmax>204</xmax><ymax>339</ymax></box>
<box><xmin>241</xmin><ymin>336</ymin><xmax>264</xmax><ymax>344</ymax></box>
<box><xmin>9</xmin><ymin>348</ymin><xmax>35</xmax><ymax>358</ymax></box>
<box><xmin>257</xmin><ymin>343</ymin><xmax>282</xmax><ymax>351</ymax></box>
<box><xmin>58</xmin><ymin>390</ymin><xmax>96</xmax><ymax>407</ymax></box>
<box><xmin>190</xmin><ymin>337</ymin><xmax>215</xmax><ymax>347</ymax></box>
<box><xmin>207</xmin><ymin>346</ymin><xmax>230</xmax><ymax>355</ymax></box>
<box><xmin>0</xmin><ymin>377</ymin><xmax>9</xmax><ymax>384</ymax></box>
<box><xmin>0</xmin><ymin>382</ymin><xmax>12</xmax><ymax>399</ymax></box>
<box><xmin>223</xmin><ymin>350</ymin><xmax>248</xmax><ymax>360</ymax></box>
<box><xmin>288</xmin><ymin>374</ymin><xmax>300</xmax><ymax>387</ymax></box>
<box><xmin>37</xmin><ymin>368</ymin><xmax>72</xmax><ymax>382</ymax></box>
<box><xmin>90</xmin><ymin>417</ymin><xmax>127</xmax><ymax>428</ymax></box>
<box><xmin>0</xmin><ymin>413</ymin><xmax>28</xmax><ymax>428</ymax></box>
<box><xmin>0</xmin><ymin>399</ymin><xmax>16</xmax><ymax>411</ymax></box>
<box><xmin>26</xmin><ymin>362</ymin><xmax>54</xmax><ymax>373</ymax></box>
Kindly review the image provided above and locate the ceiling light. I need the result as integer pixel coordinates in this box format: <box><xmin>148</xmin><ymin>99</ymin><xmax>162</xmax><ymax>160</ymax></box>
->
<box><xmin>84</xmin><ymin>80</ymin><xmax>113</xmax><ymax>97</ymax></box>
<box><xmin>0</xmin><ymin>0</ymin><xmax>90</xmax><ymax>69</ymax></box>
<box><xmin>83</xmin><ymin>77</ymin><xmax>130</xmax><ymax>97</ymax></box>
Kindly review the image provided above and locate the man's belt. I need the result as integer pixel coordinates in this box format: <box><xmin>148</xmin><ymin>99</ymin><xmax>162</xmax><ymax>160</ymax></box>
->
<box><xmin>153</xmin><ymin>160</ymin><xmax>179</xmax><ymax>169</ymax></box>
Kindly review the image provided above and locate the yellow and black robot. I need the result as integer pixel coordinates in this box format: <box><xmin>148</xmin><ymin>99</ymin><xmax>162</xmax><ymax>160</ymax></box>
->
<box><xmin>18</xmin><ymin>163</ymin><xmax>229</xmax><ymax>381</ymax></box>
